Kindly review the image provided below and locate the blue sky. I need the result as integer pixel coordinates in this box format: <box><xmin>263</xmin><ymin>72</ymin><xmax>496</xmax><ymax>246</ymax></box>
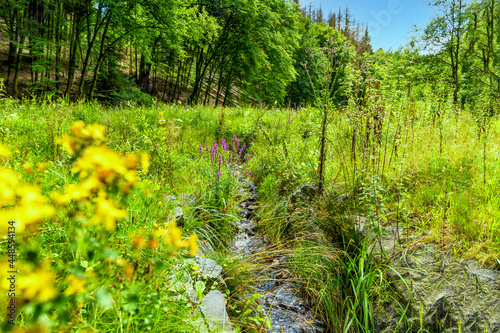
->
<box><xmin>301</xmin><ymin>0</ymin><xmax>437</xmax><ymax>51</ymax></box>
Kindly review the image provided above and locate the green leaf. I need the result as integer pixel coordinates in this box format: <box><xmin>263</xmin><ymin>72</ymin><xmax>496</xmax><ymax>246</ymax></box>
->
<box><xmin>95</xmin><ymin>288</ymin><xmax>113</xmax><ymax>309</ymax></box>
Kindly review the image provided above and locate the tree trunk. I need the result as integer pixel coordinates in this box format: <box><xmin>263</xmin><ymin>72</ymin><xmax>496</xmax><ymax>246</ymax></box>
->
<box><xmin>13</xmin><ymin>35</ymin><xmax>26</xmax><ymax>99</ymax></box>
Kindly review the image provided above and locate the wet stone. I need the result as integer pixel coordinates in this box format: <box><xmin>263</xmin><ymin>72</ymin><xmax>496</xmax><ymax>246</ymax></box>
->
<box><xmin>198</xmin><ymin>290</ymin><xmax>233</xmax><ymax>332</ymax></box>
<box><xmin>196</xmin><ymin>258</ymin><xmax>224</xmax><ymax>281</ymax></box>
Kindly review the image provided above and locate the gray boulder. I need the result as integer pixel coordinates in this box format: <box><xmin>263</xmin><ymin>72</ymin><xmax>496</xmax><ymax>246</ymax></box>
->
<box><xmin>290</xmin><ymin>184</ymin><xmax>317</xmax><ymax>204</ymax></box>
<box><xmin>198</xmin><ymin>290</ymin><xmax>234</xmax><ymax>332</ymax></box>
<box><xmin>197</xmin><ymin>258</ymin><xmax>224</xmax><ymax>281</ymax></box>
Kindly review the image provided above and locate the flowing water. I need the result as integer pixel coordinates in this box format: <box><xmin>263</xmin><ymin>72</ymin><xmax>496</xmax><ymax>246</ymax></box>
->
<box><xmin>230</xmin><ymin>180</ymin><xmax>324</xmax><ymax>333</ymax></box>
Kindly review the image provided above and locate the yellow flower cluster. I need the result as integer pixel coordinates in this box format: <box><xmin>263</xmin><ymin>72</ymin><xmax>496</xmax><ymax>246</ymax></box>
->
<box><xmin>1</xmin><ymin>260</ymin><xmax>58</xmax><ymax>303</ymax></box>
<box><xmin>87</xmin><ymin>194</ymin><xmax>127</xmax><ymax>231</ymax></box>
<box><xmin>18</xmin><ymin>266</ymin><xmax>58</xmax><ymax>302</ymax></box>
<box><xmin>59</xmin><ymin>122</ymin><xmax>106</xmax><ymax>155</ymax></box>
<box><xmin>158</xmin><ymin>112</ymin><xmax>166</xmax><ymax>125</ymax></box>
<box><xmin>138</xmin><ymin>221</ymin><xmax>198</xmax><ymax>256</ymax></box>
<box><xmin>0</xmin><ymin>142</ymin><xmax>11</xmax><ymax>161</ymax></box>
<box><xmin>65</xmin><ymin>274</ymin><xmax>88</xmax><ymax>295</ymax></box>
<box><xmin>0</xmin><ymin>151</ymin><xmax>55</xmax><ymax>234</ymax></box>
<box><xmin>52</xmin><ymin>122</ymin><xmax>150</xmax><ymax>231</ymax></box>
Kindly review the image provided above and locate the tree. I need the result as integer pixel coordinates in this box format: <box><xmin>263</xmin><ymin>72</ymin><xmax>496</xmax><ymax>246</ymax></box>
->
<box><xmin>422</xmin><ymin>0</ymin><xmax>470</xmax><ymax>104</ymax></box>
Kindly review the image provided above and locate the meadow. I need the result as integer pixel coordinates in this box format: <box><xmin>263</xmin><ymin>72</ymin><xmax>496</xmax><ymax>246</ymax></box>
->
<box><xmin>1</xmin><ymin>87</ymin><xmax>500</xmax><ymax>331</ymax></box>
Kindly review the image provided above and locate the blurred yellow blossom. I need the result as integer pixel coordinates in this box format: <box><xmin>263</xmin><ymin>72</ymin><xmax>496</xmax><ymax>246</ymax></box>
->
<box><xmin>72</xmin><ymin>145</ymin><xmax>127</xmax><ymax>182</ymax></box>
<box><xmin>0</xmin><ymin>142</ymin><xmax>11</xmax><ymax>161</ymax></box>
<box><xmin>158</xmin><ymin>112</ymin><xmax>166</xmax><ymax>125</ymax></box>
<box><xmin>160</xmin><ymin>221</ymin><xmax>198</xmax><ymax>256</ymax></box>
<box><xmin>0</xmin><ymin>168</ymin><xmax>18</xmax><ymax>206</ymax></box>
<box><xmin>141</xmin><ymin>152</ymin><xmax>150</xmax><ymax>174</ymax></box>
<box><xmin>60</xmin><ymin>134</ymin><xmax>79</xmax><ymax>155</ymax></box>
<box><xmin>187</xmin><ymin>233</ymin><xmax>198</xmax><ymax>257</ymax></box>
<box><xmin>65</xmin><ymin>274</ymin><xmax>87</xmax><ymax>295</ymax></box>
<box><xmin>87</xmin><ymin>194</ymin><xmax>127</xmax><ymax>231</ymax></box>
<box><xmin>125</xmin><ymin>153</ymin><xmax>138</xmax><ymax>169</ymax></box>
<box><xmin>23</xmin><ymin>162</ymin><xmax>33</xmax><ymax>174</ymax></box>
<box><xmin>0</xmin><ymin>184</ymin><xmax>55</xmax><ymax>234</ymax></box>
<box><xmin>36</xmin><ymin>162</ymin><xmax>48</xmax><ymax>173</ymax></box>
<box><xmin>18</xmin><ymin>266</ymin><xmax>58</xmax><ymax>302</ymax></box>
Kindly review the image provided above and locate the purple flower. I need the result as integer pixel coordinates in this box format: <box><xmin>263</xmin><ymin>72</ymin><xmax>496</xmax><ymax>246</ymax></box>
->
<box><xmin>218</xmin><ymin>153</ymin><xmax>222</xmax><ymax>166</ymax></box>
<box><xmin>217</xmin><ymin>168</ymin><xmax>221</xmax><ymax>181</ymax></box>
<box><xmin>199</xmin><ymin>144</ymin><xmax>203</xmax><ymax>154</ymax></box>
<box><xmin>246</xmin><ymin>155</ymin><xmax>251</xmax><ymax>161</ymax></box>
<box><xmin>249</xmin><ymin>170</ymin><xmax>252</xmax><ymax>177</ymax></box>
<box><xmin>278</xmin><ymin>123</ymin><xmax>281</xmax><ymax>128</ymax></box>
<box><xmin>236</xmin><ymin>139</ymin><xmax>240</xmax><ymax>153</ymax></box>
<box><xmin>286</xmin><ymin>119</ymin><xmax>290</xmax><ymax>127</ymax></box>
<box><xmin>232</xmin><ymin>134</ymin><xmax>236</xmax><ymax>149</ymax></box>
<box><xmin>240</xmin><ymin>143</ymin><xmax>246</xmax><ymax>154</ymax></box>
<box><xmin>234</xmin><ymin>173</ymin><xmax>238</xmax><ymax>177</ymax></box>
<box><xmin>229</xmin><ymin>154</ymin><xmax>232</xmax><ymax>163</ymax></box>
<box><xmin>206</xmin><ymin>146</ymin><xmax>209</xmax><ymax>152</ymax></box>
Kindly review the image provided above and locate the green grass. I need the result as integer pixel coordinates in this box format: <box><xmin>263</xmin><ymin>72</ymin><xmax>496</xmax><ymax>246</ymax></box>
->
<box><xmin>1</xmin><ymin>88</ymin><xmax>500</xmax><ymax>331</ymax></box>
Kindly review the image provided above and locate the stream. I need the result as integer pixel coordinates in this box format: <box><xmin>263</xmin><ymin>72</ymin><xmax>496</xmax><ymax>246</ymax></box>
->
<box><xmin>230</xmin><ymin>180</ymin><xmax>324</xmax><ymax>333</ymax></box>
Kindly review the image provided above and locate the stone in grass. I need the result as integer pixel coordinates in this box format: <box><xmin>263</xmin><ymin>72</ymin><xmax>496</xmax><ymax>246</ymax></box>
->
<box><xmin>198</xmin><ymin>290</ymin><xmax>234</xmax><ymax>332</ymax></box>
<box><xmin>290</xmin><ymin>184</ymin><xmax>317</xmax><ymax>204</ymax></box>
<box><xmin>173</xmin><ymin>206</ymin><xmax>184</xmax><ymax>224</ymax></box>
<box><xmin>196</xmin><ymin>258</ymin><xmax>224</xmax><ymax>281</ymax></box>
<box><xmin>179</xmin><ymin>193</ymin><xmax>197</xmax><ymax>206</ymax></box>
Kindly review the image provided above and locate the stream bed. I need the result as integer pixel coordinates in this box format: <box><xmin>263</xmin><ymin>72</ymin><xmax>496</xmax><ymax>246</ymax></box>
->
<box><xmin>230</xmin><ymin>180</ymin><xmax>324</xmax><ymax>333</ymax></box>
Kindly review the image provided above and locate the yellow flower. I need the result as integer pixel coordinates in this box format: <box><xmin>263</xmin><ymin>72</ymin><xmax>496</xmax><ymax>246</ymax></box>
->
<box><xmin>187</xmin><ymin>233</ymin><xmax>199</xmax><ymax>257</ymax></box>
<box><xmin>0</xmin><ymin>168</ymin><xmax>18</xmax><ymax>207</ymax></box>
<box><xmin>140</xmin><ymin>153</ymin><xmax>150</xmax><ymax>174</ymax></box>
<box><xmin>0</xmin><ymin>143</ymin><xmax>11</xmax><ymax>161</ymax></box>
<box><xmin>132</xmin><ymin>235</ymin><xmax>146</xmax><ymax>247</ymax></box>
<box><xmin>18</xmin><ymin>267</ymin><xmax>58</xmax><ymax>302</ymax></box>
<box><xmin>70</xmin><ymin>121</ymin><xmax>86</xmax><ymax>139</ymax></box>
<box><xmin>59</xmin><ymin>134</ymin><xmax>79</xmax><ymax>155</ymax></box>
<box><xmin>1</xmin><ymin>185</ymin><xmax>55</xmax><ymax>234</ymax></box>
<box><xmin>86</xmin><ymin>124</ymin><xmax>106</xmax><ymax>141</ymax></box>
<box><xmin>88</xmin><ymin>194</ymin><xmax>127</xmax><ymax>231</ymax></box>
<box><xmin>23</xmin><ymin>162</ymin><xmax>33</xmax><ymax>174</ymax></box>
<box><xmin>36</xmin><ymin>162</ymin><xmax>48</xmax><ymax>173</ymax></box>
<box><xmin>72</xmin><ymin>146</ymin><xmax>127</xmax><ymax>182</ymax></box>
<box><xmin>65</xmin><ymin>274</ymin><xmax>87</xmax><ymax>295</ymax></box>
<box><xmin>125</xmin><ymin>154</ymin><xmax>138</xmax><ymax>169</ymax></box>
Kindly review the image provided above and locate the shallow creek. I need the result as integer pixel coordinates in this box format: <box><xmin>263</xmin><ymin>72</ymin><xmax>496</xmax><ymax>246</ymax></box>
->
<box><xmin>230</xmin><ymin>180</ymin><xmax>324</xmax><ymax>333</ymax></box>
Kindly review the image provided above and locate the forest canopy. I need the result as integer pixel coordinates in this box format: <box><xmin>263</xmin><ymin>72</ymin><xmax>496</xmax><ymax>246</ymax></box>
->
<box><xmin>0</xmin><ymin>0</ymin><xmax>498</xmax><ymax>109</ymax></box>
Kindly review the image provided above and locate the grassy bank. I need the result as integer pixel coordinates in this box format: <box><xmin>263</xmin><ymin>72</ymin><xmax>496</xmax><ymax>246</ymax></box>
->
<box><xmin>0</xmin><ymin>92</ymin><xmax>499</xmax><ymax>331</ymax></box>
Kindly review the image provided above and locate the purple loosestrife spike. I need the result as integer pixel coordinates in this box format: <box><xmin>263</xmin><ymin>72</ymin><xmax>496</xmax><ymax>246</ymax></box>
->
<box><xmin>217</xmin><ymin>168</ymin><xmax>221</xmax><ymax>181</ymax></box>
<box><xmin>199</xmin><ymin>144</ymin><xmax>203</xmax><ymax>154</ymax></box>
<box><xmin>206</xmin><ymin>146</ymin><xmax>209</xmax><ymax>152</ymax></box>
<box><xmin>278</xmin><ymin>123</ymin><xmax>281</xmax><ymax>128</ymax></box>
<box><xmin>240</xmin><ymin>143</ymin><xmax>246</xmax><ymax>154</ymax></box>
<box><xmin>229</xmin><ymin>154</ymin><xmax>232</xmax><ymax>163</ymax></box>
<box><xmin>287</xmin><ymin>119</ymin><xmax>290</xmax><ymax>127</ymax></box>
<box><xmin>237</xmin><ymin>139</ymin><xmax>240</xmax><ymax>153</ymax></box>
<box><xmin>219</xmin><ymin>153</ymin><xmax>222</xmax><ymax>166</ymax></box>
<box><xmin>235</xmin><ymin>173</ymin><xmax>238</xmax><ymax>177</ymax></box>
<box><xmin>249</xmin><ymin>170</ymin><xmax>252</xmax><ymax>177</ymax></box>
